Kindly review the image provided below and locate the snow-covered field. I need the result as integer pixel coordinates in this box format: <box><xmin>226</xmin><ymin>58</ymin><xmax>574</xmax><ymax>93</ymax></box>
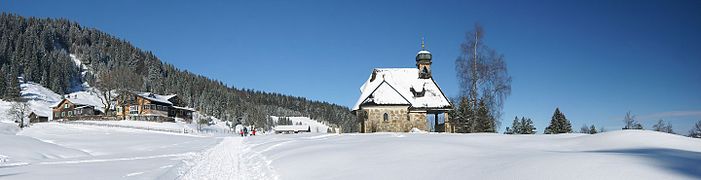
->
<box><xmin>242</xmin><ymin>131</ymin><xmax>701</xmax><ymax>180</ymax></box>
<box><xmin>0</xmin><ymin>123</ymin><xmax>220</xmax><ymax>179</ymax></box>
<box><xmin>1</xmin><ymin>122</ymin><xmax>700</xmax><ymax>180</ymax></box>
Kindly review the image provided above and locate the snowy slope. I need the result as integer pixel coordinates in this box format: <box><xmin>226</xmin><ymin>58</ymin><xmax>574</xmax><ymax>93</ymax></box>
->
<box><xmin>0</xmin><ymin>82</ymin><xmax>63</xmax><ymax>123</ymax></box>
<box><xmin>69</xmin><ymin>54</ymin><xmax>92</xmax><ymax>90</ymax></box>
<box><xmin>22</xmin><ymin>82</ymin><xmax>63</xmax><ymax>118</ymax></box>
<box><xmin>270</xmin><ymin>116</ymin><xmax>332</xmax><ymax>133</ymax></box>
<box><xmin>242</xmin><ymin>131</ymin><xmax>701</xmax><ymax>180</ymax></box>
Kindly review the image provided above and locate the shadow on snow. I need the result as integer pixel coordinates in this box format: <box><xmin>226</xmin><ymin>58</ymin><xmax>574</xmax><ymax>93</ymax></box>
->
<box><xmin>586</xmin><ymin>148</ymin><xmax>701</xmax><ymax>179</ymax></box>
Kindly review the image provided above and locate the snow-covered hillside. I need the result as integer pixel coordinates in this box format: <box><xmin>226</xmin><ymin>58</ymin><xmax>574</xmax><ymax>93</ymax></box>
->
<box><xmin>270</xmin><ymin>116</ymin><xmax>333</xmax><ymax>133</ymax></box>
<box><xmin>0</xmin><ymin>79</ymin><xmax>107</xmax><ymax>124</ymax></box>
<box><xmin>0</xmin><ymin>82</ymin><xmax>65</xmax><ymax>123</ymax></box>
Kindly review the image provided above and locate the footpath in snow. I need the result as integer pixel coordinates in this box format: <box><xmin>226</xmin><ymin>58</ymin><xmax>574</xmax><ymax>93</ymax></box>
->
<box><xmin>180</xmin><ymin>137</ymin><xmax>277</xmax><ymax>180</ymax></box>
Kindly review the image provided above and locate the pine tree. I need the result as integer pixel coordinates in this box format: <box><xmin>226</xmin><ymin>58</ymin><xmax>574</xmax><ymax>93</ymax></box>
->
<box><xmin>473</xmin><ymin>99</ymin><xmax>495</xmax><ymax>132</ymax></box>
<box><xmin>521</xmin><ymin>117</ymin><xmax>536</xmax><ymax>134</ymax></box>
<box><xmin>452</xmin><ymin>97</ymin><xmax>475</xmax><ymax>133</ymax></box>
<box><xmin>0</xmin><ymin>64</ymin><xmax>6</xmax><ymax>98</ymax></box>
<box><xmin>589</xmin><ymin>125</ymin><xmax>597</xmax><ymax>134</ymax></box>
<box><xmin>5</xmin><ymin>65</ymin><xmax>20</xmax><ymax>100</ymax></box>
<box><xmin>545</xmin><ymin>108</ymin><xmax>572</xmax><ymax>134</ymax></box>
<box><xmin>504</xmin><ymin>116</ymin><xmax>519</xmax><ymax>134</ymax></box>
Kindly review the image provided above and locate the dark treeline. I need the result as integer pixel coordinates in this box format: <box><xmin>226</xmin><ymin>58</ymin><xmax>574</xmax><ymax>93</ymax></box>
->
<box><xmin>0</xmin><ymin>13</ymin><xmax>356</xmax><ymax>132</ymax></box>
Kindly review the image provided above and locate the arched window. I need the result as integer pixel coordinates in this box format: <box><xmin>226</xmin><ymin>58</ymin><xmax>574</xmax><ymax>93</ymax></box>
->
<box><xmin>383</xmin><ymin>113</ymin><xmax>389</xmax><ymax>122</ymax></box>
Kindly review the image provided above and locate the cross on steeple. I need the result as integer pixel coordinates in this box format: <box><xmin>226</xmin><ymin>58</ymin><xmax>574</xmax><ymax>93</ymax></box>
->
<box><xmin>421</xmin><ymin>36</ymin><xmax>425</xmax><ymax>50</ymax></box>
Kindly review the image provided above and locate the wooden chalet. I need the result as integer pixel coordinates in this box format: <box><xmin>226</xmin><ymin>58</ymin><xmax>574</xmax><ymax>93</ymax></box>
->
<box><xmin>51</xmin><ymin>97</ymin><xmax>104</xmax><ymax>121</ymax></box>
<box><xmin>115</xmin><ymin>92</ymin><xmax>194</xmax><ymax>122</ymax></box>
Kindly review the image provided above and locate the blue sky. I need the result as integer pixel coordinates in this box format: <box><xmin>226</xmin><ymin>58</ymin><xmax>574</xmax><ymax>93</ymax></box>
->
<box><xmin>3</xmin><ymin>0</ymin><xmax>700</xmax><ymax>133</ymax></box>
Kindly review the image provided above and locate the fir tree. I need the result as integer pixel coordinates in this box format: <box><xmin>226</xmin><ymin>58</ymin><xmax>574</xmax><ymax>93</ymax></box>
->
<box><xmin>0</xmin><ymin>65</ymin><xmax>6</xmax><ymax>97</ymax></box>
<box><xmin>473</xmin><ymin>99</ymin><xmax>495</xmax><ymax>132</ymax></box>
<box><xmin>452</xmin><ymin>97</ymin><xmax>474</xmax><ymax>133</ymax></box>
<box><xmin>589</xmin><ymin>125</ymin><xmax>597</xmax><ymax>134</ymax></box>
<box><xmin>521</xmin><ymin>117</ymin><xmax>536</xmax><ymax>134</ymax></box>
<box><xmin>504</xmin><ymin>116</ymin><xmax>519</xmax><ymax>134</ymax></box>
<box><xmin>545</xmin><ymin>108</ymin><xmax>572</xmax><ymax>134</ymax></box>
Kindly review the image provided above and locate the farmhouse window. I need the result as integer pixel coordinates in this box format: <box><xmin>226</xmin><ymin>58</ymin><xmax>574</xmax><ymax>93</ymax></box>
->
<box><xmin>383</xmin><ymin>113</ymin><xmax>389</xmax><ymax>122</ymax></box>
<box><xmin>129</xmin><ymin>105</ymin><xmax>139</xmax><ymax>114</ymax></box>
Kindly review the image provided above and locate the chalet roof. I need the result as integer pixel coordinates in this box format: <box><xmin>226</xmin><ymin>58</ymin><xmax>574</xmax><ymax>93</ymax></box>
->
<box><xmin>133</xmin><ymin>92</ymin><xmax>176</xmax><ymax>105</ymax></box>
<box><xmin>50</xmin><ymin>95</ymin><xmax>105</xmax><ymax>113</ymax></box>
<box><xmin>352</xmin><ymin>68</ymin><xmax>452</xmax><ymax>111</ymax></box>
<box><xmin>173</xmin><ymin>106</ymin><xmax>195</xmax><ymax>112</ymax></box>
<box><xmin>30</xmin><ymin>111</ymin><xmax>50</xmax><ymax>117</ymax></box>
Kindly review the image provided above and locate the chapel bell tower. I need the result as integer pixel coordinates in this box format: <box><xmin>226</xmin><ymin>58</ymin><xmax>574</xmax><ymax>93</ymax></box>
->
<box><xmin>416</xmin><ymin>38</ymin><xmax>432</xmax><ymax>79</ymax></box>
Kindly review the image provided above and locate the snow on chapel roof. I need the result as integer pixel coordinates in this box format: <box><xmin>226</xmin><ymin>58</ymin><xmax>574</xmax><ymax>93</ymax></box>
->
<box><xmin>352</xmin><ymin>68</ymin><xmax>452</xmax><ymax>111</ymax></box>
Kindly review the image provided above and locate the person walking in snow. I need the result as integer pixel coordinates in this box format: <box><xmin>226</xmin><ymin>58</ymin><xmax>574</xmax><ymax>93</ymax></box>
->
<box><xmin>243</xmin><ymin>126</ymin><xmax>248</xmax><ymax>136</ymax></box>
<box><xmin>239</xmin><ymin>129</ymin><xmax>244</xmax><ymax>137</ymax></box>
<box><xmin>252</xmin><ymin>129</ymin><xmax>256</xmax><ymax>136</ymax></box>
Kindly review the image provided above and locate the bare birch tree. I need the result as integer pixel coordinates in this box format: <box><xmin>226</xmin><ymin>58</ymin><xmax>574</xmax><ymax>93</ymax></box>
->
<box><xmin>455</xmin><ymin>23</ymin><xmax>512</xmax><ymax>131</ymax></box>
<box><xmin>8</xmin><ymin>101</ymin><xmax>30</xmax><ymax>128</ymax></box>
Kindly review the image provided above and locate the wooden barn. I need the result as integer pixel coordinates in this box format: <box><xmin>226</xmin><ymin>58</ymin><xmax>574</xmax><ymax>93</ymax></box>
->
<box><xmin>29</xmin><ymin>111</ymin><xmax>49</xmax><ymax>123</ymax></box>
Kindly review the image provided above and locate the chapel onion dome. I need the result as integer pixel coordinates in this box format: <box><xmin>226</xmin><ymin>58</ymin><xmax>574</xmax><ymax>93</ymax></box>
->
<box><xmin>416</xmin><ymin>49</ymin><xmax>432</xmax><ymax>62</ymax></box>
